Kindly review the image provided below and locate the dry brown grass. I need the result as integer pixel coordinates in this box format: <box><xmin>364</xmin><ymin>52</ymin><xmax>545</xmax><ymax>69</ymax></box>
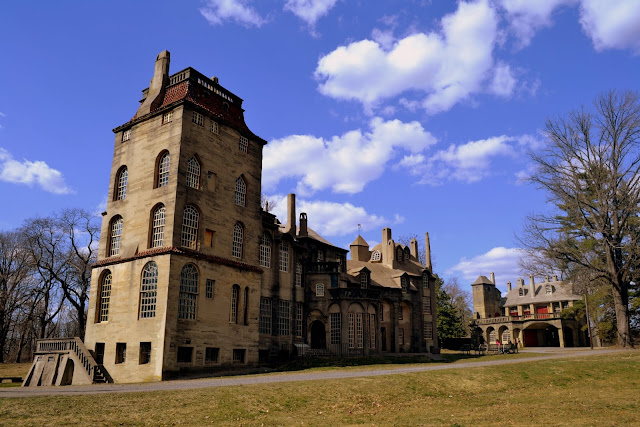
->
<box><xmin>1</xmin><ymin>352</ymin><xmax>638</xmax><ymax>426</ymax></box>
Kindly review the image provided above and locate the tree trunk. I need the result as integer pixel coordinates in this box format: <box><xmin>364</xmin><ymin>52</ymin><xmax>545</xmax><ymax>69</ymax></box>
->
<box><xmin>611</xmin><ymin>282</ymin><xmax>631</xmax><ymax>347</ymax></box>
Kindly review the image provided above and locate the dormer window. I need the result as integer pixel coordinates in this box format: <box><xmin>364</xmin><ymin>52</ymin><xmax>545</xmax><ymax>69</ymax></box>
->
<box><xmin>401</xmin><ymin>276</ymin><xmax>408</xmax><ymax>293</ymax></box>
<box><xmin>317</xmin><ymin>250</ymin><xmax>324</xmax><ymax>262</ymax></box>
<box><xmin>518</xmin><ymin>288</ymin><xmax>524</xmax><ymax>296</ymax></box>
<box><xmin>371</xmin><ymin>250</ymin><xmax>381</xmax><ymax>262</ymax></box>
<box><xmin>396</xmin><ymin>247</ymin><xmax>403</xmax><ymax>262</ymax></box>
<box><xmin>545</xmin><ymin>285</ymin><xmax>552</xmax><ymax>295</ymax></box>
<box><xmin>404</xmin><ymin>248</ymin><xmax>410</xmax><ymax>262</ymax></box>
<box><xmin>360</xmin><ymin>272</ymin><xmax>368</xmax><ymax>289</ymax></box>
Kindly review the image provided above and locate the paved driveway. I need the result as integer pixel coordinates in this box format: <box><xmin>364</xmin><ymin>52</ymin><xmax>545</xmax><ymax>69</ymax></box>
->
<box><xmin>1</xmin><ymin>348</ymin><xmax>632</xmax><ymax>398</ymax></box>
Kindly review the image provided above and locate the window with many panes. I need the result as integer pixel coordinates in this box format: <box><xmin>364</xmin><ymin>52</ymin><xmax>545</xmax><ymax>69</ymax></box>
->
<box><xmin>278</xmin><ymin>300</ymin><xmax>290</xmax><ymax>336</ymax></box>
<box><xmin>205</xmin><ymin>347</ymin><xmax>219</xmax><ymax>364</ymax></box>
<box><xmin>369</xmin><ymin>314</ymin><xmax>376</xmax><ymax>349</ymax></box>
<box><xmin>97</xmin><ymin>271</ymin><xmax>112</xmax><ymax>323</ymax></box>
<box><xmin>162</xmin><ymin>111</ymin><xmax>173</xmax><ymax>124</ymax></box>
<box><xmin>186</xmin><ymin>157</ymin><xmax>201</xmax><ymax>189</ymax></box>
<box><xmin>178</xmin><ymin>264</ymin><xmax>198</xmax><ymax>320</ymax></box>
<box><xmin>356</xmin><ymin>313</ymin><xmax>364</xmax><ymax>348</ymax></box>
<box><xmin>115</xmin><ymin>166</ymin><xmax>128</xmax><ymax>200</ymax></box>
<box><xmin>230</xmin><ymin>285</ymin><xmax>239</xmax><ymax>323</ymax></box>
<box><xmin>181</xmin><ymin>205</ymin><xmax>199</xmax><ymax>248</ymax></box>
<box><xmin>234</xmin><ymin>176</ymin><xmax>246</xmax><ymax>206</ymax></box>
<box><xmin>348</xmin><ymin>313</ymin><xmax>354</xmax><ymax>348</ymax></box>
<box><xmin>295</xmin><ymin>262</ymin><xmax>302</xmax><ymax>287</ymax></box>
<box><xmin>210</xmin><ymin>121</ymin><xmax>219</xmax><ymax>134</ymax></box>
<box><xmin>192</xmin><ymin>111</ymin><xmax>203</xmax><ymax>126</ymax></box>
<box><xmin>232</xmin><ymin>223</ymin><xmax>243</xmax><ymax>258</ymax></box>
<box><xmin>233</xmin><ymin>349</ymin><xmax>246</xmax><ymax>363</ymax></box>
<box><xmin>360</xmin><ymin>272</ymin><xmax>368</xmax><ymax>289</ymax></box>
<box><xmin>422</xmin><ymin>272</ymin><xmax>429</xmax><ymax>288</ymax></box>
<box><xmin>205</xmin><ymin>279</ymin><xmax>214</xmax><ymax>299</ymax></box>
<box><xmin>401</xmin><ymin>276</ymin><xmax>408</xmax><ymax>293</ymax></box>
<box><xmin>122</xmin><ymin>129</ymin><xmax>131</xmax><ymax>142</ymax></box>
<box><xmin>259</xmin><ymin>233</ymin><xmax>271</xmax><ymax>267</ymax></box>
<box><xmin>371</xmin><ymin>250</ymin><xmax>381</xmax><ymax>262</ymax></box>
<box><xmin>279</xmin><ymin>240</ymin><xmax>289</xmax><ymax>272</ymax></box>
<box><xmin>239</xmin><ymin>136</ymin><xmax>248</xmax><ymax>152</ymax></box>
<box><xmin>330</xmin><ymin>313</ymin><xmax>341</xmax><ymax>344</ymax></box>
<box><xmin>157</xmin><ymin>152</ymin><xmax>170</xmax><ymax>187</ymax></box>
<box><xmin>296</xmin><ymin>303</ymin><xmax>303</xmax><ymax>337</ymax></box>
<box><xmin>140</xmin><ymin>262</ymin><xmax>158</xmax><ymax>319</ymax></box>
<box><xmin>396</xmin><ymin>247</ymin><xmax>403</xmax><ymax>261</ymax></box>
<box><xmin>316</xmin><ymin>283</ymin><xmax>324</xmax><ymax>296</ymax></box>
<box><xmin>151</xmin><ymin>205</ymin><xmax>165</xmax><ymax>248</ymax></box>
<box><xmin>259</xmin><ymin>297</ymin><xmax>272</xmax><ymax>334</ymax></box>
<box><xmin>424</xmin><ymin>322</ymin><xmax>433</xmax><ymax>339</ymax></box>
<box><xmin>109</xmin><ymin>216</ymin><xmax>123</xmax><ymax>256</ymax></box>
<box><xmin>423</xmin><ymin>295</ymin><xmax>432</xmax><ymax>315</ymax></box>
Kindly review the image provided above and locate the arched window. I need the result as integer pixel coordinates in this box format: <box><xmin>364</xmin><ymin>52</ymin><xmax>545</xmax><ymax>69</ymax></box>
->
<box><xmin>230</xmin><ymin>284</ymin><xmax>240</xmax><ymax>323</ymax></box>
<box><xmin>178</xmin><ymin>264</ymin><xmax>198</xmax><ymax>320</ymax></box>
<box><xmin>279</xmin><ymin>240</ymin><xmax>289</xmax><ymax>272</ymax></box>
<box><xmin>157</xmin><ymin>151</ymin><xmax>170</xmax><ymax>187</ymax></box>
<box><xmin>151</xmin><ymin>204</ymin><xmax>165</xmax><ymax>248</ymax></box>
<box><xmin>396</xmin><ymin>247</ymin><xmax>403</xmax><ymax>262</ymax></box>
<box><xmin>259</xmin><ymin>233</ymin><xmax>271</xmax><ymax>268</ymax></box>
<box><xmin>109</xmin><ymin>216</ymin><xmax>123</xmax><ymax>257</ymax></box>
<box><xmin>232</xmin><ymin>223</ymin><xmax>243</xmax><ymax>258</ymax></box>
<box><xmin>115</xmin><ymin>166</ymin><xmax>128</xmax><ymax>200</ymax></box>
<box><xmin>186</xmin><ymin>156</ymin><xmax>200</xmax><ymax>189</ymax></box>
<box><xmin>97</xmin><ymin>270</ymin><xmax>112</xmax><ymax>323</ymax></box>
<box><xmin>140</xmin><ymin>262</ymin><xmax>158</xmax><ymax>319</ymax></box>
<box><xmin>404</xmin><ymin>248</ymin><xmax>410</xmax><ymax>262</ymax></box>
<box><xmin>295</xmin><ymin>261</ymin><xmax>302</xmax><ymax>287</ymax></box>
<box><xmin>181</xmin><ymin>205</ymin><xmax>199</xmax><ymax>248</ymax></box>
<box><xmin>235</xmin><ymin>176</ymin><xmax>246</xmax><ymax>206</ymax></box>
<box><xmin>370</xmin><ymin>250</ymin><xmax>381</xmax><ymax>262</ymax></box>
<box><xmin>360</xmin><ymin>272</ymin><xmax>368</xmax><ymax>289</ymax></box>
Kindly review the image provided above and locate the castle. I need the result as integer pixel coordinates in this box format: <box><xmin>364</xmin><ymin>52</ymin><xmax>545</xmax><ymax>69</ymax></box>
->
<box><xmin>24</xmin><ymin>51</ymin><xmax>437</xmax><ymax>385</ymax></box>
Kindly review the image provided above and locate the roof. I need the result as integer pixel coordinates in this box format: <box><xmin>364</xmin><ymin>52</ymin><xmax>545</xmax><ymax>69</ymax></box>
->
<box><xmin>350</xmin><ymin>235</ymin><xmax>369</xmax><ymax>247</ymax></box>
<box><xmin>472</xmin><ymin>275</ymin><xmax>494</xmax><ymax>286</ymax></box>
<box><xmin>276</xmin><ymin>224</ymin><xmax>345</xmax><ymax>251</ymax></box>
<box><xmin>503</xmin><ymin>279</ymin><xmax>582</xmax><ymax>306</ymax></box>
<box><xmin>347</xmin><ymin>258</ymin><xmax>425</xmax><ymax>290</ymax></box>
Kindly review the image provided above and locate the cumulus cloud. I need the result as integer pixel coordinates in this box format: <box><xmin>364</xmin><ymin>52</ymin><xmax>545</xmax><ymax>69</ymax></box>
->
<box><xmin>315</xmin><ymin>0</ymin><xmax>504</xmax><ymax>114</ymax></box>
<box><xmin>200</xmin><ymin>0</ymin><xmax>266</xmax><ymax>27</ymax></box>
<box><xmin>267</xmin><ymin>194</ymin><xmax>388</xmax><ymax>237</ymax></box>
<box><xmin>499</xmin><ymin>0</ymin><xmax>577</xmax><ymax>48</ymax></box>
<box><xmin>579</xmin><ymin>0</ymin><xmax>640</xmax><ymax>53</ymax></box>
<box><xmin>489</xmin><ymin>62</ymin><xmax>517</xmax><ymax>97</ymax></box>
<box><xmin>284</xmin><ymin>0</ymin><xmax>339</xmax><ymax>26</ymax></box>
<box><xmin>447</xmin><ymin>247</ymin><xmax>526</xmax><ymax>288</ymax></box>
<box><xmin>0</xmin><ymin>148</ymin><xmax>73</xmax><ymax>194</ymax></box>
<box><xmin>263</xmin><ymin>117</ymin><xmax>436</xmax><ymax>194</ymax></box>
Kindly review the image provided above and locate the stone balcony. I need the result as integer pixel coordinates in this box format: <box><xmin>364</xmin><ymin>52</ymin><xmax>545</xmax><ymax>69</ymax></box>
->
<box><xmin>476</xmin><ymin>313</ymin><xmax>563</xmax><ymax>325</ymax></box>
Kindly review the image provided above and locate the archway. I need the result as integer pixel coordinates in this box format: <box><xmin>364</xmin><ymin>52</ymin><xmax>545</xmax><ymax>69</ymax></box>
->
<box><xmin>310</xmin><ymin>320</ymin><xmax>326</xmax><ymax>349</ymax></box>
<box><xmin>523</xmin><ymin>322</ymin><xmax>560</xmax><ymax>347</ymax></box>
<box><xmin>60</xmin><ymin>358</ymin><xmax>74</xmax><ymax>386</ymax></box>
<box><xmin>486</xmin><ymin>327</ymin><xmax>496</xmax><ymax>344</ymax></box>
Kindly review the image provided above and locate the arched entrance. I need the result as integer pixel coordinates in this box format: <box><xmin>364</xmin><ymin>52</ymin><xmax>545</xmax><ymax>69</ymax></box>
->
<box><xmin>310</xmin><ymin>320</ymin><xmax>326</xmax><ymax>349</ymax></box>
<box><xmin>523</xmin><ymin>322</ymin><xmax>560</xmax><ymax>347</ymax></box>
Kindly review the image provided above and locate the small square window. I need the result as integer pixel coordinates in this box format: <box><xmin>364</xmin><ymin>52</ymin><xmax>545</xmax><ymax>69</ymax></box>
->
<box><xmin>210</xmin><ymin>121</ymin><xmax>219</xmax><ymax>134</ymax></box>
<box><xmin>115</xmin><ymin>342</ymin><xmax>126</xmax><ymax>364</ymax></box>
<box><xmin>139</xmin><ymin>342</ymin><xmax>151</xmax><ymax>365</ymax></box>
<box><xmin>162</xmin><ymin>111</ymin><xmax>173</xmax><ymax>124</ymax></box>
<box><xmin>122</xmin><ymin>129</ymin><xmax>131</xmax><ymax>142</ymax></box>
<box><xmin>233</xmin><ymin>349</ymin><xmax>246</xmax><ymax>363</ymax></box>
<box><xmin>177</xmin><ymin>346</ymin><xmax>193</xmax><ymax>363</ymax></box>
<box><xmin>192</xmin><ymin>112</ymin><xmax>204</xmax><ymax>127</ymax></box>
<box><xmin>205</xmin><ymin>347</ymin><xmax>219</xmax><ymax>364</ymax></box>
<box><xmin>206</xmin><ymin>279</ymin><xmax>215</xmax><ymax>299</ymax></box>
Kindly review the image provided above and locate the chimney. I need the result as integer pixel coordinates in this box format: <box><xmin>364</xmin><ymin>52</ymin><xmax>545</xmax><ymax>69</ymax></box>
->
<box><xmin>507</xmin><ymin>281</ymin><xmax>512</xmax><ymax>291</ymax></box>
<box><xmin>410</xmin><ymin>238</ymin><xmax>419</xmax><ymax>259</ymax></box>
<box><xmin>382</xmin><ymin>227</ymin><xmax>392</xmax><ymax>244</ymax></box>
<box><xmin>545</xmin><ymin>275</ymin><xmax>550</xmax><ymax>282</ymax></box>
<box><xmin>425</xmin><ymin>232</ymin><xmax>432</xmax><ymax>272</ymax></box>
<box><xmin>298</xmin><ymin>213</ymin><xmax>308</xmax><ymax>237</ymax></box>
<box><xmin>284</xmin><ymin>194</ymin><xmax>296</xmax><ymax>236</ymax></box>
<box><xmin>529</xmin><ymin>274</ymin><xmax>536</xmax><ymax>296</ymax></box>
<box><xmin>553</xmin><ymin>274</ymin><xmax>558</xmax><ymax>282</ymax></box>
<box><xmin>137</xmin><ymin>50</ymin><xmax>170</xmax><ymax>117</ymax></box>
<box><xmin>490</xmin><ymin>272</ymin><xmax>495</xmax><ymax>285</ymax></box>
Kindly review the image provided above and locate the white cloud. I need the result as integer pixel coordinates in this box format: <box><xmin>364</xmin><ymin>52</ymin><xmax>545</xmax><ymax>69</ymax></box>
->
<box><xmin>200</xmin><ymin>0</ymin><xmax>266</xmax><ymax>27</ymax></box>
<box><xmin>267</xmin><ymin>194</ymin><xmax>388</xmax><ymax>237</ymax></box>
<box><xmin>315</xmin><ymin>0</ymin><xmax>505</xmax><ymax>114</ymax></box>
<box><xmin>284</xmin><ymin>0</ymin><xmax>338</xmax><ymax>26</ymax></box>
<box><xmin>263</xmin><ymin>117</ymin><xmax>436</xmax><ymax>194</ymax></box>
<box><xmin>499</xmin><ymin>0</ymin><xmax>577</xmax><ymax>48</ymax></box>
<box><xmin>0</xmin><ymin>148</ymin><xmax>73</xmax><ymax>194</ymax></box>
<box><xmin>447</xmin><ymin>247</ymin><xmax>526</xmax><ymax>288</ymax></box>
<box><xmin>489</xmin><ymin>62</ymin><xmax>516</xmax><ymax>97</ymax></box>
<box><xmin>579</xmin><ymin>0</ymin><xmax>640</xmax><ymax>53</ymax></box>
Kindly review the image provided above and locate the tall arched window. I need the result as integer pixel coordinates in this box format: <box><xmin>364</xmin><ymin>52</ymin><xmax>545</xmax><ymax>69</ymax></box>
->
<box><xmin>232</xmin><ymin>223</ymin><xmax>243</xmax><ymax>258</ymax></box>
<box><xmin>295</xmin><ymin>261</ymin><xmax>302</xmax><ymax>287</ymax></box>
<box><xmin>109</xmin><ymin>216</ymin><xmax>123</xmax><ymax>257</ymax></box>
<box><xmin>151</xmin><ymin>204</ymin><xmax>165</xmax><ymax>248</ymax></box>
<box><xmin>279</xmin><ymin>240</ymin><xmax>289</xmax><ymax>272</ymax></box>
<box><xmin>140</xmin><ymin>262</ymin><xmax>158</xmax><ymax>319</ymax></box>
<box><xmin>404</xmin><ymin>248</ymin><xmax>410</xmax><ymax>262</ymax></box>
<box><xmin>157</xmin><ymin>151</ymin><xmax>170</xmax><ymax>187</ymax></box>
<box><xmin>186</xmin><ymin>156</ymin><xmax>201</xmax><ymax>189</ymax></box>
<box><xmin>259</xmin><ymin>233</ymin><xmax>271</xmax><ymax>267</ymax></box>
<box><xmin>178</xmin><ymin>264</ymin><xmax>198</xmax><ymax>320</ymax></box>
<box><xmin>97</xmin><ymin>270</ymin><xmax>112</xmax><ymax>323</ymax></box>
<box><xmin>115</xmin><ymin>166</ymin><xmax>128</xmax><ymax>201</ymax></box>
<box><xmin>396</xmin><ymin>247</ymin><xmax>403</xmax><ymax>262</ymax></box>
<box><xmin>181</xmin><ymin>205</ymin><xmax>199</xmax><ymax>248</ymax></box>
<box><xmin>235</xmin><ymin>176</ymin><xmax>246</xmax><ymax>206</ymax></box>
<box><xmin>230</xmin><ymin>284</ymin><xmax>240</xmax><ymax>323</ymax></box>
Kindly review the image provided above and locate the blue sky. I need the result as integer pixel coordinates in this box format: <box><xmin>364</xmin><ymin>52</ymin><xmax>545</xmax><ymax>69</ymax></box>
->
<box><xmin>1</xmin><ymin>0</ymin><xmax>639</xmax><ymax>292</ymax></box>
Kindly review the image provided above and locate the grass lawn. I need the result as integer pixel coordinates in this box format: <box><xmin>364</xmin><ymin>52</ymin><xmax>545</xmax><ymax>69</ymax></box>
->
<box><xmin>0</xmin><ymin>363</ymin><xmax>30</xmax><ymax>388</ymax></box>
<box><xmin>1</xmin><ymin>351</ymin><xmax>638</xmax><ymax>425</ymax></box>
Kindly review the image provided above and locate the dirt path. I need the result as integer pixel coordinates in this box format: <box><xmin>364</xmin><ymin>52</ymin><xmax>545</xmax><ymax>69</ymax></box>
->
<box><xmin>1</xmin><ymin>348</ymin><xmax>632</xmax><ymax>398</ymax></box>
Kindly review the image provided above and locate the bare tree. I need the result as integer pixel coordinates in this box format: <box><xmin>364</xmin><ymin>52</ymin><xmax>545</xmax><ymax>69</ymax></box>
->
<box><xmin>261</xmin><ymin>194</ymin><xmax>279</xmax><ymax>213</ymax></box>
<box><xmin>443</xmin><ymin>277</ymin><xmax>473</xmax><ymax>333</ymax></box>
<box><xmin>522</xmin><ymin>90</ymin><xmax>640</xmax><ymax>347</ymax></box>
